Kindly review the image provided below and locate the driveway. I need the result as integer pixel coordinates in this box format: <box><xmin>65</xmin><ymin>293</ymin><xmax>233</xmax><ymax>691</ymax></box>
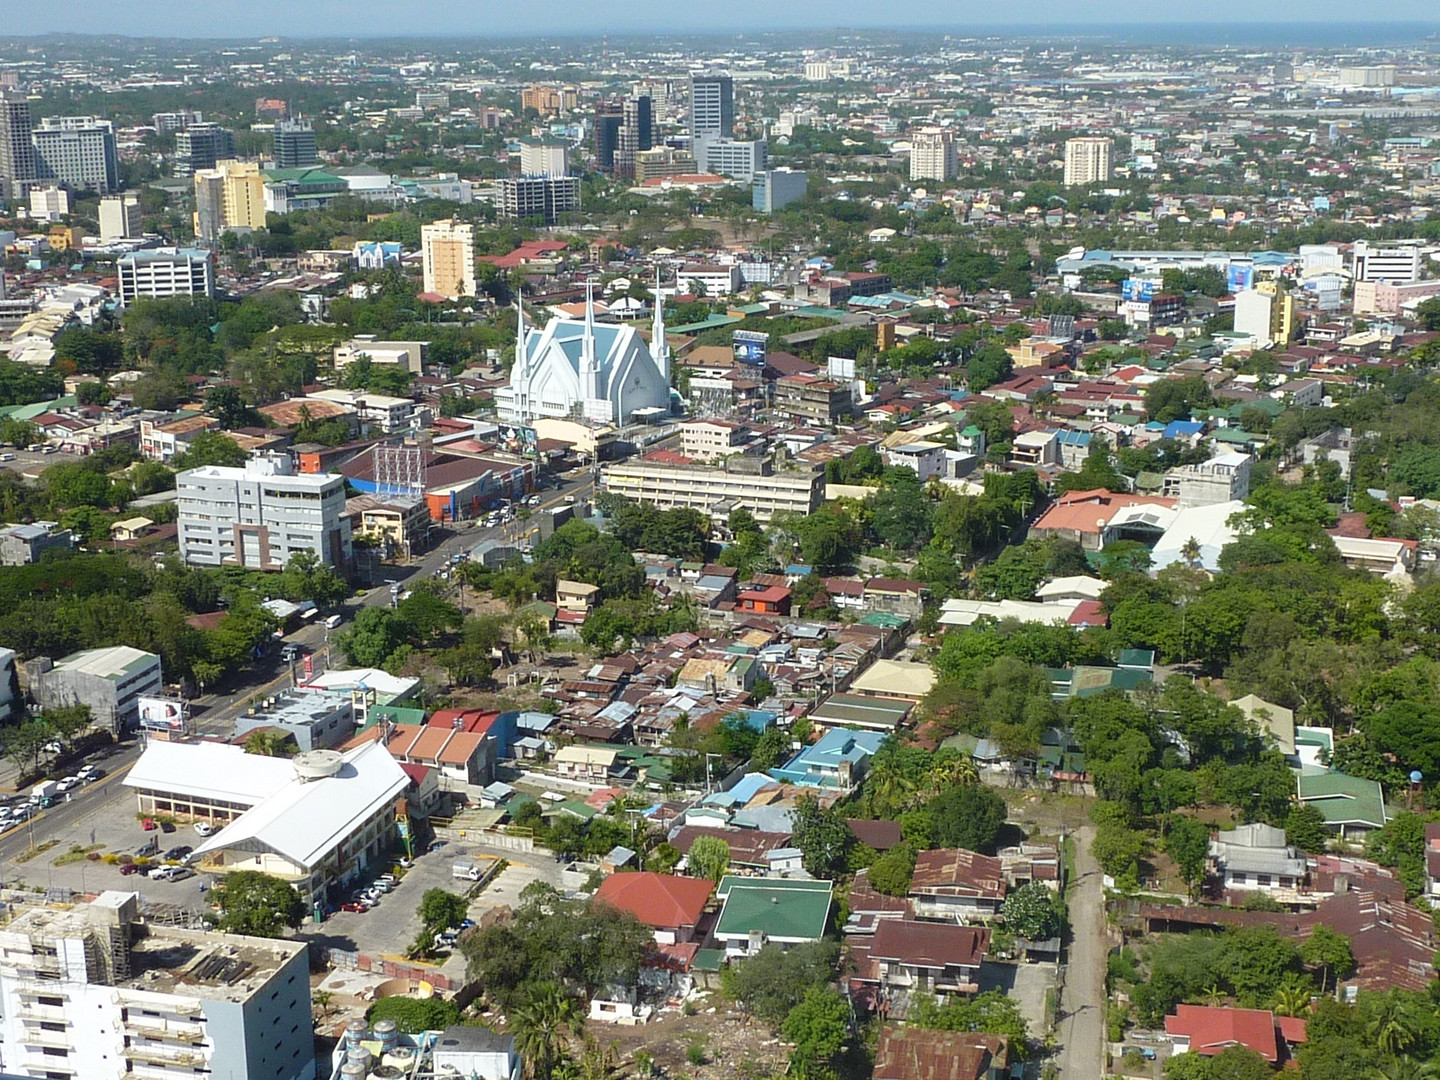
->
<box><xmin>1056</xmin><ymin>826</ymin><xmax>1106</xmax><ymax>1080</ymax></box>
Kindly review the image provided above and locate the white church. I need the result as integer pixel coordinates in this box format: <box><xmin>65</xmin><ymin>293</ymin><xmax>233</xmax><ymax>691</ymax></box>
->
<box><xmin>495</xmin><ymin>278</ymin><xmax>674</xmax><ymax>426</ymax></box>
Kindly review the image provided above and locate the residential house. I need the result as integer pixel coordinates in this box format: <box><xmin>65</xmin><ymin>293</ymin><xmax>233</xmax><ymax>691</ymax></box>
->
<box><xmin>377</xmin><ymin>722</ymin><xmax>496</xmax><ymax>790</ymax></box>
<box><xmin>1165</xmin><ymin>1005</ymin><xmax>1306</xmax><ymax>1065</ymax></box>
<box><xmin>769</xmin><ymin>726</ymin><xmax>887</xmax><ymax>790</ymax></box>
<box><xmin>1296</xmin><ymin>772</ymin><xmax>1388</xmax><ymax>839</ymax></box>
<box><xmin>873</xmin><ymin>1027</ymin><xmax>1011</xmax><ymax>1080</ymax></box>
<box><xmin>1208</xmin><ymin>823</ymin><xmax>1307</xmax><ymax>894</ymax></box>
<box><xmin>592</xmin><ymin>872</ymin><xmax>714</xmax><ymax>945</ymax></box>
<box><xmin>863</xmin><ymin>578</ymin><xmax>927</xmax><ymax>618</ymax></box>
<box><xmin>737</xmin><ymin>585</ymin><xmax>791</xmax><ymax>615</ymax></box>
<box><xmin>712</xmin><ymin>879</ymin><xmax>832</xmax><ymax>957</ymax></box>
<box><xmin>908</xmin><ymin>848</ymin><xmax>1007</xmax><ymax>922</ymax></box>
<box><xmin>553</xmin><ymin>744</ymin><xmax>620</xmax><ymax>781</ymax></box>
<box><xmin>868</xmin><ymin>919</ymin><xmax>989</xmax><ymax>996</ymax></box>
<box><xmin>556</xmin><ymin>580</ymin><xmax>601</xmax><ymax>614</ymax></box>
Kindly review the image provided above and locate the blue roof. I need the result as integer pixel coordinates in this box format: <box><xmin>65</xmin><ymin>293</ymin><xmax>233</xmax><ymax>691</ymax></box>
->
<box><xmin>728</xmin><ymin>709</ymin><xmax>778</xmax><ymax>733</ymax></box>
<box><xmin>1054</xmin><ymin>429</ymin><xmax>1092</xmax><ymax>446</ymax></box>
<box><xmin>1163</xmin><ymin>420</ymin><xmax>1204</xmax><ymax>438</ymax></box>
<box><xmin>769</xmin><ymin>726</ymin><xmax>887</xmax><ymax>788</ymax></box>
<box><xmin>702</xmin><ymin>771</ymin><xmax>779</xmax><ymax>808</ymax></box>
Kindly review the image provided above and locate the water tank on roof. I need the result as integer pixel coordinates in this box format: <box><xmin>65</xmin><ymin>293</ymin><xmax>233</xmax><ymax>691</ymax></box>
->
<box><xmin>293</xmin><ymin>748</ymin><xmax>344</xmax><ymax>782</ymax></box>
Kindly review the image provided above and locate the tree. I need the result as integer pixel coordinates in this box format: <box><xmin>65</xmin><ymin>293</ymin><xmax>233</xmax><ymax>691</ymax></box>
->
<box><xmin>511</xmin><ymin>984</ymin><xmax>584</xmax><ymax>1080</ymax></box>
<box><xmin>966</xmin><ymin>343</ymin><xmax>1014</xmax><ymax>391</ymax></box>
<box><xmin>1002</xmin><ymin>882</ymin><xmax>1063</xmax><ymax>942</ymax></box>
<box><xmin>782</xmin><ymin>986</ymin><xmax>850</xmax><ymax>1073</ymax></box>
<box><xmin>722</xmin><ymin>940</ymin><xmax>841</xmax><ymax>1025</ymax></box>
<box><xmin>243</xmin><ymin>728</ymin><xmax>295</xmax><ymax>757</ymax></box>
<box><xmin>172</xmin><ymin>431</ymin><xmax>248</xmax><ymax>469</ymax></box>
<box><xmin>687</xmin><ymin>835</ymin><xmax>730</xmax><ymax>881</ymax></box>
<box><xmin>750</xmin><ymin>727</ymin><xmax>790</xmax><ymax>773</ymax></box>
<box><xmin>927</xmin><ymin>783</ymin><xmax>1007</xmax><ymax>854</ymax></box>
<box><xmin>790</xmin><ymin>795</ymin><xmax>853</xmax><ymax>878</ymax></box>
<box><xmin>1164</xmin><ymin>816</ymin><xmax>1212</xmax><ymax>896</ymax></box>
<box><xmin>1285</xmin><ymin>803</ymin><xmax>1331</xmax><ymax>855</ymax></box>
<box><xmin>867</xmin><ymin>845</ymin><xmax>917</xmax><ymax>896</ymax></box>
<box><xmin>1300</xmin><ymin>926</ymin><xmax>1353</xmax><ymax>995</ymax></box>
<box><xmin>415</xmin><ymin>888</ymin><xmax>469</xmax><ymax>954</ymax></box>
<box><xmin>335</xmin><ymin>607</ymin><xmax>406</xmax><ymax>668</ymax></box>
<box><xmin>205</xmin><ymin>385</ymin><xmax>260</xmax><ymax>429</ymax></box>
<box><xmin>367</xmin><ymin>995</ymin><xmax>461</xmax><ymax>1035</ymax></box>
<box><xmin>212</xmin><ymin>871</ymin><xmax>305</xmax><ymax>937</ymax></box>
<box><xmin>1091</xmin><ymin>823</ymin><xmax>1149</xmax><ymax>887</ymax></box>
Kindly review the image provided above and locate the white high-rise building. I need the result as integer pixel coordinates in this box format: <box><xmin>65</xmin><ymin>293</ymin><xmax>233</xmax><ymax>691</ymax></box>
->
<box><xmin>519</xmin><ymin>139</ymin><xmax>568</xmax><ymax>178</ymax></box>
<box><xmin>31</xmin><ymin>116</ymin><xmax>119</xmax><ymax>193</ymax></box>
<box><xmin>176</xmin><ymin>452</ymin><xmax>352</xmax><ymax>571</ymax></box>
<box><xmin>1064</xmin><ymin>137</ymin><xmax>1113</xmax><ymax>186</ymax></box>
<box><xmin>98</xmin><ymin>192</ymin><xmax>142</xmax><ymax>240</ymax></box>
<box><xmin>909</xmin><ymin>128</ymin><xmax>958</xmax><ymax>182</ymax></box>
<box><xmin>116</xmin><ymin>248</ymin><xmax>213</xmax><ymax>306</ymax></box>
<box><xmin>700</xmin><ymin>138</ymin><xmax>767</xmax><ymax>182</ymax></box>
<box><xmin>421</xmin><ymin>218</ymin><xmax>476</xmax><ymax>300</ymax></box>
<box><xmin>689</xmin><ymin>74</ymin><xmax>734</xmax><ymax>141</ymax></box>
<box><xmin>1352</xmin><ymin>240</ymin><xmax>1421</xmax><ymax>283</ymax></box>
<box><xmin>26</xmin><ymin>184</ymin><xmax>68</xmax><ymax>222</ymax></box>
<box><xmin>0</xmin><ymin>891</ymin><xmax>315</xmax><ymax>1080</ymax></box>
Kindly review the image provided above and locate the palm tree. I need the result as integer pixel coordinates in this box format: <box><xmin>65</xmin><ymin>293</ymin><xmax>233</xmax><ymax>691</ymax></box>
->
<box><xmin>511</xmin><ymin>984</ymin><xmax>584</xmax><ymax>1080</ymax></box>
<box><xmin>1180</xmin><ymin>536</ymin><xmax>1202</xmax><ymax>570</ymax></box>
<box><xmin>1269</xmin><ymin>981</ymin><xmax>1312</xmax><ymax>1018</ymax></box>
<box><xmin>1368</xmin><ymin>997</ymin><xmax>1420</xmax><ymax>1059</ymax></box>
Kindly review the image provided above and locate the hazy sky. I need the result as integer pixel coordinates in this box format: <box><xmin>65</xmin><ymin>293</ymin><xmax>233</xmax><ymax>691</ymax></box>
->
<box><xmin>12</xmin><ymin>1</ymin><xmax>1440</xmax><ymax>38</ymax></box>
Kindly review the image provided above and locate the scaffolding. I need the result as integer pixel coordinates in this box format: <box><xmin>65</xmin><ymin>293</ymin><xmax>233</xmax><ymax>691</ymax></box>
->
<box><xmin>373</xmin><ymin>444</ymin><xmax>426</xmax><ymax>501</ymax></box>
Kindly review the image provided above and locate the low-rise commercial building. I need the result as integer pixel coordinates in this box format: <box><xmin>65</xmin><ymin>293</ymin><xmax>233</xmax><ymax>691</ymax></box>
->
<box><xmin>233</xmin><ymin>688</ymin><xmax>356</xmax><ymax>751</ymax></box>
<box><xmin>0</xmin><ymin>890</ymin><xmax>314</xmax><ymax>1080</ymax></box>
<box><xmin>333</xmin><ymin>336</ymin><xmax>428</xmax><ymax>375</ymax></box>
<box><xmin>0</xmin><ymin>521</ymin><xmax>73</xmax><ymax>565</ymax></box>
<box><xmin>774</xmin><ymin>373</ymin><xmax>852</xmax><ymax>425</ymax></box>
<box><xmin>28</xmin><ymin>645</ymin><xmax>162</xmax><ymax>733</ymax></box>
<box><xmin>600</xmin><ymin>456</ymin><xmax>824</xmax><ymax>523</ymax></box>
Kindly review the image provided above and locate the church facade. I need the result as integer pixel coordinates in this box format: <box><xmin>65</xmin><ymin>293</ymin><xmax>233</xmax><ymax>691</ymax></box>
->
<box><xmin>495</xmin><ymin>280</ymin><xmax>673</xmax><ymax>426</ymax></box>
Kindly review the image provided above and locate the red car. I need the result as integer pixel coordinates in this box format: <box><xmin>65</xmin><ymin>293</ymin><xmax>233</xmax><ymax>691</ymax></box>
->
<box><xmin>119</xmin><ymin>863</ymin><xmax>141</xmax><ymax>875</ymax></box>
<box><xmin>141</xmin><ymin>819</ymin><xmax>157</xmax><ymax>831</ymax></box>
<box><xmin>340</xmin><ymin>902</ymin><xmax>367</xmax><ymax>913</ymax></box>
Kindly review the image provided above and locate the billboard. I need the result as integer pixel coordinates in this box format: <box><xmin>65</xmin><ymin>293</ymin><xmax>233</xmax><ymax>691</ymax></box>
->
<box><xmin>495</xmin><ymin>424</ymin><xmax>539</xmax><ymax>459</ymax></box>
<box><xmin>138</xmin><ymin>697</ymin><xmax>188</xmax><ymax>732</ymax></box>
<box><xmin>733</xmin><ymin>330</ymin><xmax>770</xmax><ymax>364</ymax></box>
<box><xmin>1227</xmin><ymin>263</ymin><xmax>1255</xmax><ymax>293</ymax></box>
<box><xmin>1121</xmin><ymin>279</ymin><xmax>1156</xmax><ymax>303</ymax></box>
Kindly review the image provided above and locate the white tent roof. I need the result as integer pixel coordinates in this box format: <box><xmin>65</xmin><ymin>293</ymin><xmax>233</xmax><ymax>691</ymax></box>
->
<box><xmin>191</xmin><ymin>741</ymin><xmax>409</xmax><ymax>871</ymax></box>
<box><xmin>124</xmin><ymin>741</ymin><xmax>295</xmax><ymax>807</ymax></box>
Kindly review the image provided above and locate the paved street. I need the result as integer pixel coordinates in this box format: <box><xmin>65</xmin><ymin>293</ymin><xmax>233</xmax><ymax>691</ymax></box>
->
<box><xmin>1057</xmin><ymin>826</ymin><xmax>1106</xmax><ymax>1080</ymax></box>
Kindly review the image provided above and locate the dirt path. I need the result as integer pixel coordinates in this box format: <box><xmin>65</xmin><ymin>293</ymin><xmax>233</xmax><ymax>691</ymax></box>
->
<box><xmin>1057</xmin><ymin>826</ymin><xmax>1107</xmax><ymax>1080</ymax></box>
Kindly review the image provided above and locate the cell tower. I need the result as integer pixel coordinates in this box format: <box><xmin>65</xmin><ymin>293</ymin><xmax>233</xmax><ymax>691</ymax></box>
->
<box><xmin>373</xmin><ymin>444</ymin><xmax>426</xmax><ymax>500</ymax></box>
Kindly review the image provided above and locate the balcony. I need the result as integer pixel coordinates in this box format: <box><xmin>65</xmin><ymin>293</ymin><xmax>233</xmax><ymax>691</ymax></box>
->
<box><xmin>128</xmin><ymin>1043</ymin><xmax>204</xmax><ymax>1068</ymax></box>
<box><xmin>126</xmin><ymin>1017</ymin><xmax>206</xmax><ymax>1044</ymax></box>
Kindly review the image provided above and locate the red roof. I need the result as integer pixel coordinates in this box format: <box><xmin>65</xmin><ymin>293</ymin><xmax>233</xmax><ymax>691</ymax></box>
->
<box><xmin>870</xmin><ymin>919</ymin><xmax>989</xmax><ymax>970</ymax></box>
<box><xmin>1164</xmin><ymin>1005</ymin><xmax>1299</xmax><ymax>1062</ymax></box>
<box><xmin>427</xmin><ymin>709</ymin><xmax>501</xmax><ymax>734</ymax></box>
<box><xmin>592</xmin><ymin>872</ymin><xmax>714</xmax><ymax>930</ymax></box>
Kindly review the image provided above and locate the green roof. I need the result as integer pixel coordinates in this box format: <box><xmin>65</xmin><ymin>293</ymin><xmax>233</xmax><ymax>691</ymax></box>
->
<box><xmin>790</xmin><ymin>306</ymin><xmax>850</xmax><ymax>320</ymax></box>
<box><xmin>692</xmin><ymin>948</ymin><xmax>727</xmax><ymax>972</ymax></box>
<box><xmin>367</xmin><ymin>705</ymin><xmax>427</xmax><ymax>729</ymax></box>
<box><xmin>542</xmin><ymin>800</ymin><xmax>597</xmax><ymax>821</ymax></box>
<box><xmin>669</xmin><ymin>314</ymin><xmax>745</xmax><ymax>334</ymax></box>
<box><xmin>714</xmin><ymin>882</ymin><xmax>832</xmax><ymax>943</ymax></box>
<box><xmin>715</xmin><ymin>876</ymin><xmax>831</xmax><ymax>899</ymax></box>
<box><xmin>859</xmin><ymin>611</ymin><xmax>909</xmax><ymax>629</ymax></box>
<box><xmin>1296</xmin><ymin>771</ymin><xmax>1387</xmax><ymax>828</ymax></box>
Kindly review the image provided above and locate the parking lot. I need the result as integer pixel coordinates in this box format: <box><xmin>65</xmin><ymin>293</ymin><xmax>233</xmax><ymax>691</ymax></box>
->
<box><xmin>0</xmin><ymin>446</ymin><xmax>82</xmax><ymax>476</ymax></box>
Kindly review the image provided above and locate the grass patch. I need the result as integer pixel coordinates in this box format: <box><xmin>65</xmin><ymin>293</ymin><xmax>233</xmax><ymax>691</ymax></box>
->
<box><xmin>53</xmin><ymin>844</ymin><xmax>104</xmax><ymax>867</ymax></box>
<box><xmin>16</xmin><ymin>840</ymin><xmax>58</xmax><ymax>863</ymax></box>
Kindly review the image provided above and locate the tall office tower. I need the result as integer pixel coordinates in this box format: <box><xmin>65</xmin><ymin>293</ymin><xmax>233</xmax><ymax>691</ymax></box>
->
<box><xmin>689</xmin><ymin>74</ymin><xmax>735</xmax><ymax>142</ymax></box>
<box><xmin>1064</xmin><ymin>136</ymin><xmax>1113</xmax><ymax>186</ymax></box>
<box><xmin>31</xmin><ymin>117</ymin><xmax>119</xmax><ymax>193</ymax></box>
<box><xmin>273</xmin><ymin>118</ymin><xmax>318</xmax><ymax>169</ymax></box>
<box><xmin>174</xmin><ymin>123</ymin><xmax>236</xmax><ymax>175</ymax></box>
<box><xmin>98</xmin><ymin>192</ymin><xmax>143</xmax><ymax>240</ymax></box>
<box><xmin>909</xmin><ymin>128</ymin><xmax>958</xmax><ymax>182</ymax></box>
<box><xmin>594</xmin><ymin>103</ymin><xmax>624</xmax><ymax>172</ymax></box>
<box><xmin>0</xmin><ymin>91</ymin><xmax>35</xmax><ymax>201</ymax></box>
<box><xmin>518</xmin><ymin>139</ymin><xmax>569</xmax><ymax>179</ymax></box>
<box><xmin>192</xmin><ymin>160</ymin><xmax>265</xmax><ymax>246</ymax></box>
<box><xmin>495</xmin><ymin>176</ymin><xmax>581</xmax><ymax>224</ymax></box>
<box><xmin>421</xmin><ymin>219</ymin><xmax>476</xmax><ymax>300</ymax></box>
<box><xmin>614</xmin><ymin>95</ymin><xmax>654</xmax><ymax>179</ymax></box>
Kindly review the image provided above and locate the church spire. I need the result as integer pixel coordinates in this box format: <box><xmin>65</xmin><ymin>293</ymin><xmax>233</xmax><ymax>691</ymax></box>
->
<box><xmin>513</xmin><ymin>295</ymin><xmax>530</xmax><ymax>421</ymax></box>
<box><xmin>581</xmin><ymin>278</ymin><xmax>600</xmax><ymax>405</ymax></box>
<box><xmin>651</xmin><ymin>266</ymin><xmax>670</xmax><ymax>385</ymax></box>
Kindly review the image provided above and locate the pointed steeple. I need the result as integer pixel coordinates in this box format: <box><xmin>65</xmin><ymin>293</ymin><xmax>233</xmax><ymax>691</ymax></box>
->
<box><xmin>513</xmin><ymin>296</ymin><xmax>530</xmax><ymax>421</ymax></box>
<box><xmin>651</xmin><ymin>266</ymin><xmax>670</xmax><ymax>385</ymax></box>
<box><xmin>581</xmin><ymin>278</ymin><xmax>600</xmax><ymax>405</ymax></box>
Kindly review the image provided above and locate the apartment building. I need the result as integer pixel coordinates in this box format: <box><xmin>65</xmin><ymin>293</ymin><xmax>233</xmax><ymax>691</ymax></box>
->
<box><xmin>176</xmin><ymin>452</ymin><xmax>352</xmax><ymax>571</ymax></box>
<box><xmin>774</xmin><ymin>373</ymin><xmax>853</xmax><ymax>425</ymax></box>
<box><xmin>494</xmin><ymin>175</ymin><xmax>581</xmax><ymax>224</ymax></box>
<box><xmin>174</xmin><ymin>122</ymin><xmax>236</xmax><ymax>175</ymax></box>
<box><xmin>681</xmin><ymin>419</ymin><xmax>750</xmax><ymax>461</ymax></box>
<box><xmin>421</xmin><ymin>218</ymin><xmax>476</xmax><ymax>299</ymax></box>
<box><xmin>31</xmin><ymin>116</ymin><xmax>119</xmax><ymax>193</ymax></box>
<box><xmin>1352</xmin><ymin>240</ymin><xmax>1422</xmax><ymax>283</ymax></box>
<box><xmin>910</xmin><ymin>128</ymin><xmax>958</xmax><ymax>182</ymax></box>
<box><xmin>117</xmin><ymin>248</ymin><xmax>214</xmax><ymax>306</ymax></box>
<box><xmin>676</xmin><ymin>263</ymin><xmax>743</xmax><ymax>297</ymax></box>
<box><xmin>98</xmin><ymin>192</ymin><xmax>142</xmax><ymax>240</ymax></box>
<box><xmin>1064</xmin><ymin>137</ymin><xmax>1113</xmax><ymax>187</ymax></box>
<box><xmin>634</xmin><ymin>146</ymin><xmax>697</xmax><ymax>183</ymax></box>
<box><xmin>0</xmin><ymin>90</ymin><xmax>36</xmax><ymax>201</ymax></box>
<box><xmin>600</xmin><ymin>456</ymin><xmax>823</xmax><ymax>522</ymax></box>
<box><xmin>272</xmin><ymin>119</ymin><xmax>317</xmax><ymax>169</ymax></box>
<box><xmin>700</xmin><ymin>138</ymin><xmax>767</xmax><ymax>182</ymax></box>
<box><xmin>193</xmin><ymin>160</ymin><xmax>265</xmax><ymax>246</ymax></box>
<box><xmin>0</xmin><ymin>891</ymin><xmax>314</xmax><ymax>1080</ymax></box>
<box><xmin>1163</xmin><ymin>452</ymin><xmax>1254</xmax><ymax>509</ymax></box>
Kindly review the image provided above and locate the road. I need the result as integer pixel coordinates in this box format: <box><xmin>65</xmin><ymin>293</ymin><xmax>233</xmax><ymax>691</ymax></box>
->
<box><xmin>1056</xmin><ymin>826</ymin><xmax>1106</xmax><ymax>1080</ymax></box>
<box><xmin>184</xmin><ymin>469</ymin><xmax>597</xmax><ymax>735</ymax></box>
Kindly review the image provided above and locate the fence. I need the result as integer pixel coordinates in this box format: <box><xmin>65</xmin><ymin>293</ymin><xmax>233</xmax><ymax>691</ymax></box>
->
<box><xmin>316</xmin><ymin>946</ymin><xmax>455</xmax><ymax>992</ymax></box>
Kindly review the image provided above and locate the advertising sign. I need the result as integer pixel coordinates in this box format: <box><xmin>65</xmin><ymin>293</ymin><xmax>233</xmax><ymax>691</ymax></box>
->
<box><xmin>138</xmin><ymin>697</ymin><xmax>188</xmax><ymax>732</ymax></box>
<box><xmin>1121</xmin><ymin>279</ymin><xmax>1156</xmax><ymax>303</ymax></box>
<box><xmin>495</xmin><ymin>424</ymin><xmax>539</xmax><ymax>459</ymax></box>
<box><xmin>1227</xmin><ymin>263</ymin><xmax>1255</xmax><ymax>293</ymax></box>
<box><xmin>733</xmin><ymin>330</ymin><xmax>770</xmax><ymax>364</ymax></box>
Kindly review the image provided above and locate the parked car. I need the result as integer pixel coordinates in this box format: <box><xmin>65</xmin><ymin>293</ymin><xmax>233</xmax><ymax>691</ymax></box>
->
<box><xmin>56</xmin><ymin>776</ymin><xmax>81</xmax><ymax>793</ymax></box>
<box><xmin>193</xmin><ymin>821</ymin><xmax>213</xmax><ymax>836</ymax></box>
<box><xmin>159</xmin><ymin>821</ymin><xmax>175</xmax><ymax>833</ymax></box>
<box><xmin>119</xmin><ymin>863</ymin><xmax>142</xmax><ymax>876</ymax></box>
<box><xmin>149</xmin><ymin>865</ymin><xmax>193</xmax><ymax>881</ymax></box>
<box><xmin>340</xmin><ymin>902</ymin><xmax>367</xmax><ymax>913</ymax></box>
<box><xmin>135</xmin><ymin>839</ymin><xmax>159</xmax><ymax>857</ymax></box>
<box><xmin>141</xmin><ymin>818</ymin><xmax>158</xmax><ymax>831</ymax></box>
<box><xmin>164</xmin><ymin>846</ymin><xmax>192</xmax><ymax>861</ymax></box>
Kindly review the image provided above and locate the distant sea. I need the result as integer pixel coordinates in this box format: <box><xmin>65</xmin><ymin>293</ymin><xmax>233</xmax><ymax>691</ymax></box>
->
<box><xmin>921</xmin><ymin>22</ymin><xmax>1439</xmax><ymax>47</ymax></box>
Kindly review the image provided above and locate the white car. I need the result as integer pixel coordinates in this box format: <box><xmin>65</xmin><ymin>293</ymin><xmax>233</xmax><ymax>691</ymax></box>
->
<box><xmin>193</xmin><ymin>821</ymin><xmax>214</xmax><ymax>837</ymax></box>
<box><xmin>56</xmin><ymin>776</ymin><xmax>81</xmax><ymax>793</ymax></box>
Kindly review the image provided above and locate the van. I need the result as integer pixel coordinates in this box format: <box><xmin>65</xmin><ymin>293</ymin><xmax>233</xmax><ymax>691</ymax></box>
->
<box><xmin>324</xmin><ymin>614</ymin><xmax>343</xmax><ymax>630</ymax></box>
<box><xmin>0</xmin><ymin>453</ymin><xmax>14</xmax><ymax>462</ymax></box>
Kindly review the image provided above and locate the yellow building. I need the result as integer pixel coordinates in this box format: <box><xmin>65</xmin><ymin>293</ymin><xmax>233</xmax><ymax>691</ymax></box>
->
<box><xmin>421</xmin><ymin>218</ymin><xmax>476</xmax><ymax>300</ymax></box>
<box><xmin>193</xmin><ymin>159</ymin><xmax>265</xmax><ymax>245</ymax></box>
<box><xmin>46</xmin><ymin>225</ymin><xmax>86</xmax><ymax>251</ymax></box>
<box><xmin>1257</xmin><ymin>279</ymin><xmax>1296</xmax><ymax>345</ymax></box>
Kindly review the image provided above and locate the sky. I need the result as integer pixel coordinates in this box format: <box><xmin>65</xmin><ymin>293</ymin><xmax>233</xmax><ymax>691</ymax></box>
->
<box><xmin>12</xmin><ymin>1</ymin><xmax>1440</xmax><ymax>39</ymax></box>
